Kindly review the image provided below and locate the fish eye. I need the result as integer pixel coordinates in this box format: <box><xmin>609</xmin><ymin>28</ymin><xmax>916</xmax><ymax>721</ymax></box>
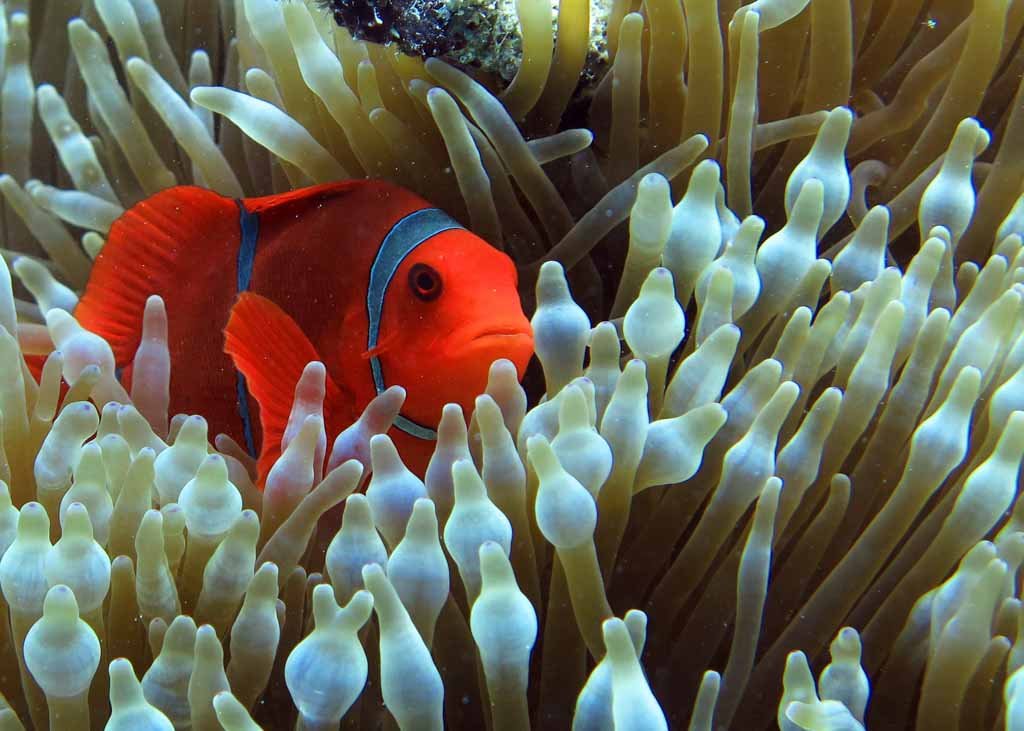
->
<box><xmin>408</xmin><ymin>263</ymin><xmax>443</xmax><ymax>302</ymax></box>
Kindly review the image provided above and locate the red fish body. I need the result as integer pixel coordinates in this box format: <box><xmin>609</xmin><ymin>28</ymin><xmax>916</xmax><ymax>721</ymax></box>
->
<box><xmin>74</xmin><ymin>181</ymin><xmax>534</xmax><ymax>478</ymax></box>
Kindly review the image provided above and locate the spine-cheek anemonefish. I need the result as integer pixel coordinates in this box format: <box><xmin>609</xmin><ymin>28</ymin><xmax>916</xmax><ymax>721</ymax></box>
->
<box><xmin>71</xmin><ymin>180</ymin><xmax>535</xmax><ymax>482</ymax></box>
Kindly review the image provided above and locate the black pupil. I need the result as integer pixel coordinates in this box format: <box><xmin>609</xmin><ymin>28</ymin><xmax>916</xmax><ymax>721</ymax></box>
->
<box><xmin>410</xmin><ymin>264</ymin><xmax>441</xmax><ymax>300</ymax></box>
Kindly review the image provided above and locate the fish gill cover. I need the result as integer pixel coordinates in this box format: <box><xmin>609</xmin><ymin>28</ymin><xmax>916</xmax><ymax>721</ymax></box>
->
<box><xmin>0</xmin><ymin>0</ymin><xmax>1022</xmax><ymax>730</ymax></box>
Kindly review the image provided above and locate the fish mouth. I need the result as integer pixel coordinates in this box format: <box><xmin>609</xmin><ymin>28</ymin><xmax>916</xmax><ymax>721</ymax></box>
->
<box><xmin>468</xmin><ymin>325</ymin><xmax>534</xmax><ymax>343</ymax></box>
<box><xmin>474</xmin><ymin>327</ymin><xmax>532</xmax><ymax>339</ymax></box>
<box><xmin>458</xmin><ymin>324</ymin><xmax>534</xmax><ymax>356</ymax></box>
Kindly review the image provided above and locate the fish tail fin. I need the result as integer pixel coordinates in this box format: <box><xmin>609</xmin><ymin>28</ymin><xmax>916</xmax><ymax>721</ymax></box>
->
<box><xmin>74</xmin><ymin>185</ymin><xmax>239</xmax><ymax>365</ymax></box>
<box><xmin>224</xmin><ymin>292</ymin><xmax>345</xmax><ymax>484</ymax></box>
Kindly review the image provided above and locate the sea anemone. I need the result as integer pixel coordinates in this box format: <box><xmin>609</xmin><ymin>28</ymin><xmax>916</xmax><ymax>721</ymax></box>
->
<box><xmin>1</xmin><ymin>0</ymin><xmax>1024</xmax><ymax>729</ymax></box>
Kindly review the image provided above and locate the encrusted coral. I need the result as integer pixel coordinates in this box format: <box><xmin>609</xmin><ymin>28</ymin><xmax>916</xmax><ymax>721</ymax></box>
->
<box><xmin>1</xmin><ymin>0</ymin><xmax>1024</xmax><ymax>730</ymax></box>
<box><xmin>320</xmin><ymin>0</ymin><xmax>614</xmax><ymax>88</ymax></box>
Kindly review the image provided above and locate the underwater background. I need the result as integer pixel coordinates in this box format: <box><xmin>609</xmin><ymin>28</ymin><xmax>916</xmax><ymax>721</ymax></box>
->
<box><xmin>1</xmin><ymin>0</ymin><xmax>1024</xmax><ymax>728</ymax></box>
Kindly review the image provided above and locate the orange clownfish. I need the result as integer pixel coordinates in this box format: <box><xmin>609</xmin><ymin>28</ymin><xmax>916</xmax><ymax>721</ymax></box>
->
<box><xmin>74</xmin><ymin>181</ymin><xmax>534</xmax><ymax>479</ymax></box>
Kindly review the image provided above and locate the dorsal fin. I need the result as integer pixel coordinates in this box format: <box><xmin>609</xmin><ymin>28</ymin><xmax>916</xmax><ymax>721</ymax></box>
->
<box><xmin>74</xmin><ymin>185</ymin><xmax>239</xmax><ymax>365</ymax></box>
<box><xmin>242</xmin><ymin>180</ymin><xmax>365</xmax><ymax>215</ymax></box>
